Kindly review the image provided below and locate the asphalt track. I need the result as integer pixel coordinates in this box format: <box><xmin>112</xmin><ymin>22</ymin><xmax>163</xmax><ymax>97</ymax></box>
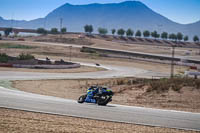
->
<box><xmin>0</xmin><ymin>86</ymin><xmax>200</xmax><ymax>131</ymax></box>
<box><xmin>0</xmin><ymin>58</ymin><xmax>200</xmax><ymax>131</ymax></box>
<box><xmin>0</xmin><ymin>63</ymin><xmax>168</xmax><ymax>80</ymax></box>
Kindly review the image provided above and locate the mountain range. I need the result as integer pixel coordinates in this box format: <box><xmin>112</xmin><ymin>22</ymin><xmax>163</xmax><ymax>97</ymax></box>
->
<box><xmin>0</xmin><ymin>1</ymin><xmax>199</xmax><ymax>39</ymax></box>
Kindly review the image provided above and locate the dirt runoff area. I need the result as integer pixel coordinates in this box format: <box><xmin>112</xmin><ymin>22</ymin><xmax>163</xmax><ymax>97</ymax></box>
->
<box><xmin>0</xmin><ymin>108</ymin><xmax>197</xmax><ymax>133</ymax></box>
<box><xmin>13</xmin><ymin>78</ymin><xmax>200</xmax><ymax>113</ymax></box>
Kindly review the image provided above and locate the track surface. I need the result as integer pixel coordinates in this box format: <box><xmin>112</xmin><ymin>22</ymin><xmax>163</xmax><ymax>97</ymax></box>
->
<box><xmin>0</xmin><ymin>61</ymin><xmax>199</xmax><ymax>131</ymax></box>
<box><xmin>0</xmin><ymin>63</ymin><xmax>168</xmax><ymax>80</ymax></box>
<box><xmin>0</xmin><ymin>87</ymin><xmax>200</xmax><ymax>131</ymax></box>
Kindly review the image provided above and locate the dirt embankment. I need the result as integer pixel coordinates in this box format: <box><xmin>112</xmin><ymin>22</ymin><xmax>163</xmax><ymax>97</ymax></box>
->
<box><xmin>0</xmin><ymin>108</ymin><xmax>196</xmax><ymax>133</ymax></box>
<box><xmin>33</xmin><ymin>34</ymin><xmax>94</xmax><ymax>45</ymax></box>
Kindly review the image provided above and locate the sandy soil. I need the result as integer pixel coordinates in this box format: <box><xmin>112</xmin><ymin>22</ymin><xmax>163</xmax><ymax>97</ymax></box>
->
<box><xmin>1</xmin><ymin>35</ymin><xmax>200</xmax><ymax>60</ymax></box>
<box><xmin>0</xmin><ymin>65</ymin><xmax>105</xmax><ymax>73</ymax></box>
<box><xmin>31</xmin><ymin>54</ymin><xmax>187</xmax><ymax>75</ymax></box>
<box><xmin>91</xmin><ymin>38</ymin><xmax>199</xmax><ymax>57</ymax></box>
<box><xmin>0</xmin><ymin>40</ymin><xmax>87</xmax><ymax>59</ymax></box>
<box><xmin>1</xmin><ymin>43</ymin><xmax>187</xmax><ymax>76</ymax></box>
<box><xmin>0</xmin><ymin>108</ymin><xmax>197</xmax><ymax>133</ymax></box>
<box><xmin>0</xmin><ymin>40</ymin><xmax>190</xmax><ymax>75</ymax></box>
<box><xmin>13</xmin><ymin>78</ymin><xmax>200</xmax><ymax>113</ymax></box>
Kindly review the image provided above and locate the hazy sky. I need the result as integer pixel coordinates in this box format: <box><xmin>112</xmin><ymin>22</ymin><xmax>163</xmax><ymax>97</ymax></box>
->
<box><xmin>0</xmin><ymin>0</ymin><xmax>200</xmax><ymax>24</ymax></box>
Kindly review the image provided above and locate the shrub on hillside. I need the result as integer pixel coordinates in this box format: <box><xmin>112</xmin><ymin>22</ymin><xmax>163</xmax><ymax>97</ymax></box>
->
<box><xmin>146</xmin><ymin>77</ymin><xmax>200</xmax><ymax>93</ymax></box>
<box><xmin>147</xmin><ymin>79</ymin><xmax>170</xmax><ymax>93</ymax></box>
<box><xmin>0</xmin><ymin>53</ymin><xmax>9</xmax><ymax>63</ymax></box>
<box><xmin>37</xmin><ymin>28</ymin><xmax>47</xmax><ymax>35</ymax></box>
<box><xmin>80</xmin><ymin>48</ymin><xmax>96</xmax><ymax>53</ymax></box>
<box><xmin>18</xmin><ymin>53</ymin><xmax>35</xmax><ymax>60</ymax></box>
<box><xmin>195</xmin><ymin>80</ymin><xmax>200</xmax><ymax>89</ymax></box>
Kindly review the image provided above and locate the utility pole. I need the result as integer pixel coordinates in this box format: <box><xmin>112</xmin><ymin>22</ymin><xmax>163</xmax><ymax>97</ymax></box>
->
<box><xmin>171</xmin><ymin>45</ymin><xmax>175</xmax><ymax>78</ymax></box>
<box><xmin>60</xmin><ymin>18</ymin><xmax>63</xmax><ymax>39</ymax></box>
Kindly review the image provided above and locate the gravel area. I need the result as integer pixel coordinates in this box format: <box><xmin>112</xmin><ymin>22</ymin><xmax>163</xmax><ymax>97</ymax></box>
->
<box><xmin>0</xmin><ymin>108</ymin><xmax>197</xmax><ymax>133</ymax></box>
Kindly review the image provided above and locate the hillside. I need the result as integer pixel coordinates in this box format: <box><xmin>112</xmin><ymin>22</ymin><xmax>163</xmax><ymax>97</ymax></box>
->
<box><xmin>0</xmin><ymin>1</ymin><xmax>199</xmax><ymax>38</ymax></box>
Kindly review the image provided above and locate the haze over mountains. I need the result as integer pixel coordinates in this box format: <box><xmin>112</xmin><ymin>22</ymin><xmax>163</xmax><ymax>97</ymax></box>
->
<box><xmin>0</xmin><ymin>1</ymin><xmax>199</xmax><ymax>38</ymax></box>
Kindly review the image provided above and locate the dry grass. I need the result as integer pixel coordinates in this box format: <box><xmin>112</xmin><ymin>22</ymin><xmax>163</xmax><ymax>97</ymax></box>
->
<box><xmin>0</xmin><ymin>40</ymin><xmax>188</xmax><ymax>75</ymax></box>
<box><xmin>0</xmin><ymin>108</ymin><xmax>197</xmax><ymax>133</ymax></box>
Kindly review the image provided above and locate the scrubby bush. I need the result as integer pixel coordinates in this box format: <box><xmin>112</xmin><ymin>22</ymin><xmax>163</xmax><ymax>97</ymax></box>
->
<box><xmin>117</xmin><ymin>29</ymin><xmax>125</xmax><ymax>37</ymax></box>
<box><xmin>50</xmin><ymin>28</ymin><xmax>58</xmax><ymax>34</ymax></box>
<box><xmin>61</xmin><ymin>27</ymin><xmax>67</xmax><ymax>33</ymax></box>
<box><xmin>37</xmin><ymin>28</ymin><xmax>47</xmax><ymax>35</ymax></box>
<box><xmin>98</xmin><ymin>28</ymin><xmax>108</xmax><ymax>36</ymax></box>
<box><xmin>143</xmin><ymin>30</ymin><xmax>150</xmax><ymax>38</ymax></box>
<box><xmin>171</xmin><ymin>83</ymin><xmax>182</xmax><ymax>92</ymax></box>
<box><xmin>135</xmin><ymin>30</ymin><xmax>142</xmax><ymax>37</ymax></box>
<box><xmin>111</xmin><ymin>29</ymin><xmax>116</xmax><ymax>35</ymax></box>
<box><xmin>117</xmin><ymin>79</ymin><xmax>125</xmax><ymax>85</ymax></box>
<box><xmin>184</xmin><ymin>36</ymin><xmax>189</xmax><ymax>42</ymax></box>
<box><xmin>84</xmin><ymin>25</ymin><xmax>93</xmax><ymax>34</ymax></box>
<box><xmin>18</xmin><ymin>53</ymin><xmax>35</xmax><ymax>60</ymax></box>
<box><xmin>193</xmin><ymin>35</ymin><xmax>199</xmax><ymax>43</ymax></box>
<box><xmin>4</xmin><ymin>28</ymin><xmax>12</xmax><ymax>37</ymax></box>
<box><xmin>195</xmin><ymin>80</ymin><xmax>200</xmax><ymax>89</ymax></box>
<box><xmin>126</xmin><ymin>28</ymin><xmax>134</xmax><ymax>37</ymax></box>
<box><xmin>151</xmin><ymin>31</ymin><xmax>160</xmax><ymax>39</ymax></box>
<box><xmin>0</xmin><ymin>43</ymin><xmax>36</xmax><ymax>49</ymax></box>
<box><xmin>0</xmin><ymin>53</ymin><xmax>9</xmax><ymax>63</ymax></box>
<box><xmin>80</xmin><ymin>48</ymin><xmax>96</xmax><ymax>53</ymax></box>
<box><xmin>147</xmin><ymin>79</ymin><xmax>170</xmax><ymax>93</ymax></box>
<box><xmin>146</xmin><ymin>77</ymin><xmax>200</xmax><ymax>93</ymax></box>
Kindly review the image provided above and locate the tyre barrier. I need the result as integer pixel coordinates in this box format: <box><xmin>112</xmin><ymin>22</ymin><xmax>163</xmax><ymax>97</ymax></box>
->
<box><xmin>0</xmin><ymin>63</ymin><xmax>13</xmax><ymax>67</ymax></box>
<box><xmin>0</xmin><ymin>63</ymin><xmax>81</xmax><ymax>69</ymax></box>
<box><xmin>82</xmin><ymin>46</ymin><xmax>200</xmax><ymax>64</ymax></box>
<box><xmin>13</xmin><ymin>64</ymin><xmax>81</xmax><ymax>69</ymax></box>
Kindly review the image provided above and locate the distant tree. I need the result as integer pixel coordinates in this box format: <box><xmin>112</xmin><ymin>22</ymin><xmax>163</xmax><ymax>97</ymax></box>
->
<box><xmin>177</xmin><ymin>32</ymin><xmax>183</xmax><ymax>41</ymax></box>
<box><xmin>174</xmin><ymin>34</ymin><xmax>177</xmax><ymax>41</ymax></box>
<box><xmin>151</xmin><ymin>31</ymin><xmax>156</xmax><ymax>39</ymax></box>
<box><xmin>37</xmin><ymin>28</ymin><xmax>47</xmax><ymax>35</ymax></box>
<box><xmin>161</xmin><ymin>32</ymin><xmax>168</xmax><ymax>40</ymax></box>
<box><xmin>51</xmin><ymin>28</ymin><xmax>58</xmax><ymax>34</ymax></box>
<box><xmin>117</xmin><ymin>29</ymin><xmax>125</xmax><ymax>37</ymax></box>
<box><xmin>126</xmin><ymin>28</ymin><xmax>134</xmax><ymax>37</ymax></box>
<box><xmin>88</xmin><ymin>25</ymin><xmax>93</xmax><ymax>33</ymax></box>
<box><xmin>169</xmin><ymin>33</ymin><xmax>177</xmax><ymax>41</ymax></box>
<box><xmin>98</xmin><ymin>28</ymin><xmax>108</xmax><ymax>35</ymax></box>
<box><xmin>135</xmin><ymin>30</ymin><xmax>141</xmax><ymax>37</ymax></box>
<box><xmin>61</xmin><ymin>27</ymin><xmax>67</xmax><ymax>33</ymax></box>
<box><xmin>111</xmin><ymin>29</ymin><xmax>116</xmax><ymax>35</ymax></box>
<box><xmin>143</xmin><ymin>30</ymin><xmax>150</xmax><ymax>38</ymax></box>
<box><xmin>157</xmin><ymin>33</ymin><xmax>160</xmax><ymax>39</ymax></box>
<box><xmin>151</xmin><ymin>31</ymin><xmax>160</xmax><ymax>39</ymax></box>
<box><xmin>84</xmin><ymin>25</ymin><xmax>89</xmax><ymax>33</ymax></box>
<box><xmin>4</xmin><ymin>28</ymin><xmax>12</xmax><ymax>37</ymax></box>
<box><xmin>193</xmin><ymin>35</ymin><xmax>199</xmax><ymax>43</ymax></box>
<box><xmin>184</xmin><ymin>36</ymin><xmax>189</xmax><ymax>42</ymax></box>
<box><xmin>84</xmin><ymin>25</ymin><xmax>93</xmax><ymax>34</ymax></box>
